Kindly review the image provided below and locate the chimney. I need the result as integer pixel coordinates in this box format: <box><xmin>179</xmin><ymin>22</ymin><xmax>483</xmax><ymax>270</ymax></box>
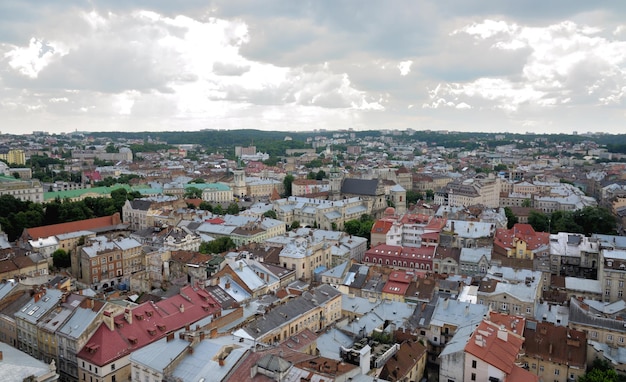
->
<box><xmin>219</xmin><ymin>358</ymin><xmax>225</xmax><ymax>366</ymax></box>
<box><xmin>0</xmin><ymin>351</ymin><xmax>3</xmax><ymax>361</ymax></box>
<box><xmin>124</xmin><ymin>308</ymin><xmax>132</xmax><ymax>324</ymax></box>
<box><xmin>443</xmin><ymin>298</ymin><xmax>449</xmax><ymax>309</ymax></box>
<box><xmin>166</xmin><ymin>333</ymin><xmax>175</xmax><ymax>342</ymax></box>
<box><xmin>103</xmin><ymin>310</ymin><xmax>115</xmax><ymax>331</ymax></box>
<box><xmin>497</xmin><ymin>328</ymin><xmax>508</xmax><ymax>342</ymax></box>
<box><xmin>179</xmin><ymin>304</ymin><xmax>185</xmax><ymax>313</ymax></box>
<box><xmin>465</xmin><ymin>304</ymin><xmax>470</xmax><ymax>316</ymax></box>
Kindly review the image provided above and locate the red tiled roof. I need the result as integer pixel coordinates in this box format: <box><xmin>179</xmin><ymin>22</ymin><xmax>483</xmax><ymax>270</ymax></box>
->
<box><xmin>365</xmin><ymin>244</ymin><xmax>436</xmax><ymax>260</ymax></box>
<box><xmin>205</xmin><ymin>217</ymin><xmax>225</xmax><ymax>224</ymax></box>
<box><xmin>465</xmin><ymin>320</ymin><xmax>524</xmax><ymax>374</ymax></box>
<box><xmin>24</xmin><ymin>213</ymin><xmax>122</xmax><ymax>240</ymax></box>
<box><xmin>382</xmin><ymin>280</ymin><xmax>410</xmax><ymax>295</ymax></box>
<box><xmin>76</xmin><ymin>285</ymin><xmax>221</xmax><ymax>366</ymax></box>
<box><xmin>371</xmin><ymin>220</ymin><xmax>394</xmax><ymax>234</ymax></box>
<box><xmin>508</xmin><ymin>365</ymin><xmax>539</xmax><ymax>382</ymax></box>
<box><xmin>388</xmin><ymin>270</ymin><xmax>414</xmax><ymax>283</ymax></box>
<box><xmin>494</xmin><ymin>223</ymin><xmax>549</xmax><ymax>251</ymax></box>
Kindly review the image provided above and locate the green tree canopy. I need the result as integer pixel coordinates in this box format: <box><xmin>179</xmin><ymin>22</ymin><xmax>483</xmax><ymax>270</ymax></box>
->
<box><xmin>52</xmin><ymin>249</ymin><xmax>71</xmax><ymax>269</ymax></box>
<box><xmin>199</xmin><ymin>237</ymin><xmax>236</xmax><ymax>254</ymax></box>
<box><xmin>263</xmin><ymin>210</ymin><xmax>277</xmax><ymax>219</ymax></box>
<box><xmin>184</xmin><ymin>187</ymin><xmax>203</xmax><ymax>199</ymax></box>
<box><xmin>283</xmin><ymin>174</ymin><xmax>294</xmax><ymax>197</ymax></box>
<box><xmin>226</xmin><ymin>202</ymin><xmax>241</xmax><ymax>215</ymax></box>
<box><xmin>504</xmin><ymin>207</ymin><xmax>518</xmax><ymax>229</ymax></box>
<box><xmin>578</xmin><ymin>358</ymin><xmax>626</xmax><ymax>382</ymax></box>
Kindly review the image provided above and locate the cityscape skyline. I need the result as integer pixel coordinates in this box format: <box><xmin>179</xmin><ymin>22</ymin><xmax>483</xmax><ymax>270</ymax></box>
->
<box><xmin>1</xmin><ymin>1</ymin><xmax>625</xmax><ymax>135</ymax></box>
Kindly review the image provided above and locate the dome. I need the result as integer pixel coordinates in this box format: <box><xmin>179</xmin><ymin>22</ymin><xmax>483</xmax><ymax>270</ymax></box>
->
<box><xmin>384</xmin><ymin>207</ymin><xmax>396</xmax><ymax>216</ymax></box>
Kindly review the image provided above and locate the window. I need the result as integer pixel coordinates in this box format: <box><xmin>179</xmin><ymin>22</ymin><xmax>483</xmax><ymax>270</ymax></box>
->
<box><xmin>606</xmin><ymin>289</ymin><xmax>611</xmax><ymax>296</ymax></box>
<box><xmin>620</xmin><ymin>280</ymin><xmax>624</xmax><ymax>288</ymax></box>
<box><xmin>608</xmin><ymin>334</ymin><xmax>613</xmax><ymax>341</ymax></box>
<box><xmin>111</xmin><ymin>364</ymin><xmax>115</xmax><ymax>371</ymax></box>
<box><xmin>526</xmin><ymin>307</ymin><xmax>531</xmax><ymax>314</ymax></box>
<box><xmin>620</xmin><ymin>337</ymin><xmax>624</xmax><ymax>343</ymax></box>
<box><xmin>592</xmin><ymin>331</ymin><xmax>598</xmax><ymax>338</ymax></box>
<box><xmin>472</xmin><ymin>360</ymin><xmax>477</xmax><ymax>368</ymax></box>
<box><xmin>620</xmin><ymin>290</ymin><xmax>623</xmax><ymax>298</ymax></box>
<box><xmin>471</xmin><ymin>373</ymin><xmax>476</xmax><ymax>381</ymax></box>
<box><xmin>539</xmin><ymin>366</ymin><xmax>544</xmax><ymax>372</ymax></box>
<box><xmin>555</xmin><ymin>369</ymin><xmax>560</xmax><ymax>375</ymax></box>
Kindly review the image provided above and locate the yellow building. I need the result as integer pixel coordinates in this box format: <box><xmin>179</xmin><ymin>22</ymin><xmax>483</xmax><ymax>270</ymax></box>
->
<box><xmin>0</xmin><ymin>148</ymin><xmax>26</xmax><ymax>165</ymax></box>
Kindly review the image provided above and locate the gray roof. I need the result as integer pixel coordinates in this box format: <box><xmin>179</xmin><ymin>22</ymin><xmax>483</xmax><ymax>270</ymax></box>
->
<box><xmin>257</xmin><ymin>354</ymin><xmax>292</xmax><ymax>373</ymax></box>
<box><xmin>130</xmin><ymin>199</ymin><xmax>153</xmax><ymax>211</ymax></box>
<box><xmin>0</xmin><ymin>342</ymin><xmax>58</xmax><ymax>382</ymax></box>
<box><xmin>236</xmin><ymin>284</ymin><xmax>341</xmax><ymax>340</ymax></box>
<box><xmin>341</xmin><ymin>178</ymin><xmax>379</xmax><ymax>196</ymax></box>
<box><xmin>15</xmin><ymin>289</ymin><xmax>63</xmax><ymax>324</ymax></box>
<box><xmin>569</xmin><ymin>297</ymin><xmax>626</xmax><ymax>333</ymax></box>
<box><xmin>430</xmin><ymin>297</ymin><xmax>489</xmax><ymax>328</ymax></box>
<box><xmin>57</xmin><ymin>304</ymin><xmax>99</xmax><ymax>340</ymax></box>
<box><xmin>131</xmin><ymin>335</ymin><xmax>189</xmax><ymax>371</ymax></box>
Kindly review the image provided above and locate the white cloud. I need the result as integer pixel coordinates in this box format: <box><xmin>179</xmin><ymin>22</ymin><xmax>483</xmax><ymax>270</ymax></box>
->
<box><xmin>5</xmin><ymin>37</ymin><xmax>66</xmax><ymax>78</ymax></box>
<box><xmin>426</xmin><ymin>19</ymin><xmax>626</xmax><ymax>113</ymax></box>
<box><xmin>398</xmin><ymin>60</ymin><xmax>412</xmax><ymax>76</ymax></box>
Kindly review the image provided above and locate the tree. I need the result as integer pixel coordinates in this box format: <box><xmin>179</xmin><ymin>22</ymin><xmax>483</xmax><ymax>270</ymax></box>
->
<box><xmin>199</xmin><ymin>202</ymin><xmax>213</xmax><ymax>212</ymax></box>
<box><xmin>504</xmin><ymin>207</ymin><xmax>518</xmax><ymax>229</ymax></box>
<box><xmin>574</xmin><ymin>206</ymin><xmax>617</xmax><ymax>236</ymax></box>
<box><xmin>283</xmin><ymin>174</ymin><xmax>294</xmax><ymax>197</ymax></box>
<box><xmin>493</xmin><ymin>163</ymin><xmax>508</xmax><ymax>172</ymax></box>
<box><xmin>226</xmin><ymin>202</ymin><xmax>240</xmax><ymax>215</ymax></box>
<box><xmin>578</xmin><ymin>358</ymin><xmax>626</xmax><ymax>382</ymax></box>
<box><xmin>344</xmin><ymin>220</ymin><xmax>361</xmax><ymax>236</ymax></box>
<box><xmin>425</xmin><ymin>189</ymin><xmax>434</xmax><ymax>200</ymax></box>
<box><xmin>406</xmin><ymin>190</ymin><xmax>423</xmax><ymax>205</ymax></box>
<box><xmin>290</xmin><ymin>220</ymin><xmax>300</xmax><ymax>230</ymax></box>
<box><xmin>263</xmin><ymin>210</ymin><xmax>277</xmax><ymax>219</ymax></box>
<box><xmin>199</xmin><ymin>237</ymin><xmax>236</xmax><ymax>254</ymax></box>
<box><xmin>52</xmin><ymin>249</ymin><xmax>71</xmax><ymax>268</ymax></box>
<box><xmin>522</xmin><ymin>198</ymin><xmax>532</xmax><ymax>208</ymax></box>
<box><xmin>315</xmin><ymin>170</ymin><xmax>327</xmax><ymax>180</ymax></box>
<box><xmin>184</xmin><ymin>187</ymin><xmax>202</xmax><ymax>199</ymax></box>
<box><xmin>528</xmin><ymin>211</ymin><xmax>551</xmax><ymax>232</ymax></box>
<box><xmin>213</xmin><ymin>204</ymin><xmax>224</xmax><ymax>215</ymax></box>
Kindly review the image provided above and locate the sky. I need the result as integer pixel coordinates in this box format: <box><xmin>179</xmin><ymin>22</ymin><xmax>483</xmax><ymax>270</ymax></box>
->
<box><xmin>1</xmin><ymin>1</ymin><xmax>626</xmax><ymax>136</ymax></box>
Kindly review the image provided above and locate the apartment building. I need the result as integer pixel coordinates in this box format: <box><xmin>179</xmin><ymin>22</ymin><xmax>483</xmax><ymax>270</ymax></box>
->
<box><xmin>0</xmin><ymin>177</ymin><xmax>44</xmax><ymax>203</ymax></box>
<box><xmin>233</xmin><ymin>284</ymin><xmax>341</xmax><ymax>344</ymax></box>
<box><xmin>78</xmin><ymin>236</ymin><xmax>143</xmax><ymax>290</ymax></box>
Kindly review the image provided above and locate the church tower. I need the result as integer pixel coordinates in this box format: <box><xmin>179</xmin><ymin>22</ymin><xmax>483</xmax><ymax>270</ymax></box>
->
<box><xmin>329</xmin><ymin>155</ymin><xmax>343</xmax><ymax>201</ymax></box>
<box><xmin>233</xmin><ymin>168</ymin><xmax>246</xmax><ymax>198</ymax></box>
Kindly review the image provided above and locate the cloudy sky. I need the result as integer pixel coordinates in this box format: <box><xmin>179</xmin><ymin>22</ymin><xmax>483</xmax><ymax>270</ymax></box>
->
<box><xmin>1</xmin><ymin>1</ymin><xmax>625</xmax><ymax>135</ymax></box>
